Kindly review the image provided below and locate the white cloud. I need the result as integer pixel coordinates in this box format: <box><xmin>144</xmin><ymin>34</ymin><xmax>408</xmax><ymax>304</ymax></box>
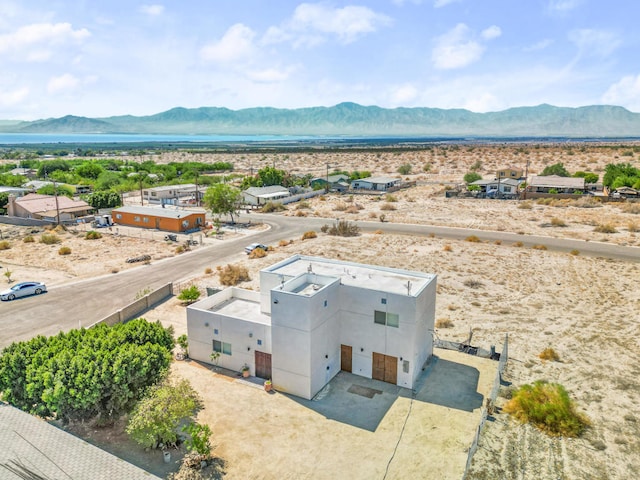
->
<box><xmin>392</xmin><ymin>0</ymin><xmax>425</xmax><ymax>5</ymax></box>
<box><xmin>433</xmin><ymin>0</ymin><xmax>460</xmax><ymax>7</ymax></box>
<box><xmin>47</xmin><ymin>73</ymin><xmax>79</xmax><ymax>93</ymax></box>
<box><xmin>266</xmin><ymin>3</ymin><xmax>392</xmax><ymax>46</ymax></box>
<box><xmin>139</xmin><ymin>4</ymin><xmax>165</xmax><ymax>16</ymax></box>
<box><xmin>548</xmin><ymin>0</ymin><xmax>582</xmax><ymax>13</ymax></box>
<box><xmin>432</xmin><ymin>23</ymin><xmax>484</xmax><ymax>70</ymax></box>
<box><xmin>0</xmin><ymin>22</ymin><xmax>90</xmax><ymax>57</ymax></box>
<box><xmin>568</xmin><ymin>29</ymin><xmax>621</xmax><ymax>57</ymax></box>
<box><xmin>200</xmin><ymin>23</ymin><xmax>256</xmax><ymax>63</ymax></box>
<box><xmin>0</xmin><ymin>86</ymin><xmax>29</xmax><ymax>106</ymax></box>
<box><xmin>481</xmin><ymin>25</ymin><xmax>501</xmax><ymax>40</ymax></box>
<box><xmin>524</xmin><ymin>38</ymin><xmax>554</xmax><ymax>52</ymax></box>
<box><xmin>463</xmin><ymin>92</ymin><xmax>501</xmax><ymax>112</ymax></box>
<box><xmin>602</xmin><ymin>74</ymin><xmax>640</xmax><ymax>111</ymax></box>
<box><xmin>247</xmin><ymin>66</ymin><xmax>296</xmax><ymax>83</ymax></box>
<box><xmin>389</xmin><ymin>84</ymin><xmax>419</xmax><ymax>105</ymax></box>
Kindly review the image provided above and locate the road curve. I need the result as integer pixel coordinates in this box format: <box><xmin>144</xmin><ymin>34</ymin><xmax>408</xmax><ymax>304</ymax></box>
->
<box><xmin>1</xmin><ymin>212</ymin><xmax>638</xmax><ymax>349</ymax></box>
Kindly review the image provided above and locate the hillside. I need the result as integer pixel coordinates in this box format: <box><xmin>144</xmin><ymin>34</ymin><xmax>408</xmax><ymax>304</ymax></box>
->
<box><xmin>2</xmin><ymin>103</ymin><xmax>640</xmax><ymax>137</ymax></box>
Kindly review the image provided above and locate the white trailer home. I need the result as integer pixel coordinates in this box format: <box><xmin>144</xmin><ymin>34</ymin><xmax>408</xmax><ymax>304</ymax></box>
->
<box><xmin>187</xmin><ymin>255</ymin><xmax>437</xmax><ymax>400</ymax></box>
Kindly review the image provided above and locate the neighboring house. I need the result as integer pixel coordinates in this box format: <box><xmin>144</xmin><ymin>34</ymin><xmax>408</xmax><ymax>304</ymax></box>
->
<box><xmin>23</xmin><ymin>180</ymin><xmax>53</xmax><ymax>191</ymax></box>
<box><xmin>68</xmin><ymin>184</ymin><xmax>92</xmax><ymax>195</ymax></box>
<box><xmin>612</xmin><ymin>186</ymin><xmax>639</xmax><ymax>198</ymax></box>
<box><xmin>142</xmin><ymin>184</ymin><xmax>203</xmax><ymax>206</ymax></box>
<box><xmin>0</xmin><ymin>403</ymin><xmax>160</xmax><ymax>480</ymax></box>
<box><xmin>310</xmin><ymin>174</ymin><xmax>350</xmax><ymax>192</ymax></box>
<box><xmin>6</xmin><ymin>193</ymin><xmax>93</xmax><ymax>222</ymax></box>
<box><xmin>242</xmin><ymin>185</ymin><xmax>291</xmax><ymax>206</ymax></box>
<box><xmin>8</xmin><ymin>167</ymin><xmax>37</xmax><ymax>179</ymax></box>
<box><xmin>470</xmin><ymin>178</ymin><xmax>520</xmax><ymax>196</ymax></box>
<box><xmin>0</xmin><ymin>186</ymin><xmax>29</xmax><ymax>197</ymax></box>
<box><xmin>496</xmin><ymin>166</ymin><xmax>524</xmax><ymax>180</ymax></box>
<box><xmin>187</xmin><ymin>255</ymin><xmax>437</xmax><ymax>400</ymax></box>
<box><xmin>111</xmin><ymin>205</ymin><xmax>205</xmax><ymax>232</ymax></box>
<box><xmin>527</xmin><ymin>175</ymin><xmax>585</xmax><ymax>193</ymax></box>
<box><xmin>351</xmin><ymin>176</ymin><xmax>401</xmax><ymax>192</ymax></box>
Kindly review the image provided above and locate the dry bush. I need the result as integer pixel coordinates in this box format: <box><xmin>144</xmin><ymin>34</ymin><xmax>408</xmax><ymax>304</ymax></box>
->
<box><xmin>301</xmin><ymin>231</ymin><xmax>317</xmax><ymax>240</ymax></box>
<box><xmin>463</xmin><ymin>279</ymin><xmax>483</xmax><ymax>289</ymax></box>
<box><xmin>550</xmin><ymin>217</ymin><xmax>567</xmax><ymax>227</ymax></box>
<box><xmin>621</xmin><ymin>202</ymin><xmax>640</xmax><ymax>214</ymax></box>
<box><xmin>373</xmin><ymin>229</ymin><xmax>384</xmax><ymax>235</ymax></box>
<box><xmin>465</xmin><ymin>235</ymin><xmax>481</xmax><ymax>242</ymax></box>
<box><xmin>58</xmin><ymin>246</ymin><xmax>72</xmax><ymax>255</ymax></box>
<box><xmin>325</xmin><ymin>220</ymin><xmax>360</xmax><ymax>237</ymax></box>
<box><xmin>570</xmin><ymin>249</ymin><xmax>580</xmax><ymax>256</ymax></box>
<box><xmin>380</xmin><ymin>203</ymin><xmax>396</xmax><ymax>211</ymax></box>
<box><xmin>532</xmin><ymin>244</ymin><xmax>547</xmax><ymax>250</ymax></box>
<box><xmin>494</xmin><ymin>240</ymin><xmax>502</xmax><ymax>245</ymax></box>
<box><xmin>260</xmin><ymin>201</ymin><xmax>286</xmax><ymax>213</ymax></box>
<box><xmin>345</xmin><ymin>206</ymin><xmax>360</xmax><ymax>214</ymax></box>
<box><xmin>296</xmin><ymin>200</ymin><xmax>311</xmax><ymax>210</ymax></box>
<box><xmin>249</xmin><ymin>247</ymin><xmax>267</xmax><ymax>259</ymax></box>
<box><xmin>175</xmin><ymin>245</ymin><xmax>186</xmax><ymax>254</ymax></box>
<box><xmin>570</xmin><ymin>196</ymin><xmax>602</xmax><ymax>208</ymax></box>
<box><xmin>23</xmin><ymin>235</ymin><xmax>35</xmax><ymax>243</ymax></box>
<box><xmin>513</xmin><ymin>241</ymin><xmax>524</xmax><ymax>247</ymax></box>
<box><xmin>0</xmin><ymin>240</ymin><xmax>10</xmax><ymax>250</ymax></box>
<box><xmin>447</xmin><ymin>304</ymin><xmax>458</xmax><ymax>311</ymax></box>
<box><xmin>594</xmin><ymin>223</ymin><xmax>617</xmax><ymax>233</ymax></box>
<box><xmin>278</xmin><ymin>239</ymin><xmax>291</xmax><ymax>247</ymax></box>
<box><xmin>295</xmin><ymin>210</ymin><xmax>307</xmax><ymax>217</ymax></box>
<box><xmin>204</xmin><ymin>267</ymin><xmax>213</xmax><ymax>274</ymax></box>
<box><xmin>435</xmin><ymin>318</ymin><xmax>454</xmax><ymax>328</ymax></box>
<box><xmin>368</xmin><ymin>212</ymin><xmax>377</xmax><ymax>219</ymax></box>
<box><xmin>85</xmin><ymin>230</ymin><xmax>103</xmax><ymax>240</ymax></box>
<box><xmin>385</xmin><ymin>194</ymin><xmax>398</xmax><ymax>202</ymax></box>
<box><xmin>443</xmin><ymin>244</ymin><xmax>452</xmax><ymax>252</ymax></box>
<box><xmin>627</xmin><ymin>221</ymin><xmax>639</xmax><ymax>232</ymax></box>
<box><xmin>40</xmin><ymin>233</ymin><xmax>61</xmax><ymax>244</ymax></box>
<box><xmin>518</xmin><ymin>201</ymin><xmax>533</xmax><ymax>210</ymax></box>
<box><xmin>539</xmin><ymin>347</ymin><xmax>561</xmax><ymax>362</ymax></box>
<box><xmin>219</xmin><ymin>264</ymin><xmax>250</xmax><ymax>286</ymax></box>
<box><xmin>333</xmin><ymin>202</ymin><xmax>348</xmax><ymax>211</ymax></box>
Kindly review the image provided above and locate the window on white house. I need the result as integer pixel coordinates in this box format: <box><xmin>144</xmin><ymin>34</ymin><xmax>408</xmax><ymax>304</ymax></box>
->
<box><xmin>374</xmin><ymin>310</ymin><xmax>399</xmax><ymax>328</ymax></box>
<box><xmin>374</xmin><ymin>310</ymin><xmax>386</xmax><ymax>325</ymax></box>
<box><xmin>213</xmin><ymin>340</ymin><xmax>232</xmax><ymax>355</ymax></box>
<box><xmin>387</xmin><ymin>313</ymin><xmax>400</xmax><ymax>328</ymax></box>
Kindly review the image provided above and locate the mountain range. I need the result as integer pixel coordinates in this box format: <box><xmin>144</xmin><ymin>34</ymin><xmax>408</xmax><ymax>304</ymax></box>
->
<box><xmin>2</xmin><ymin>103</ymin><xmax>640</xmax><ymax>137</ymax></box>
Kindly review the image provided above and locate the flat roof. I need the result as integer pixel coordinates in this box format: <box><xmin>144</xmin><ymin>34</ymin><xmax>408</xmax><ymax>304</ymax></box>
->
<box><xmin>144</xmin><ymin>184</ymin><xmax>197</xmax><ymax>192</ymax></box>
<box><xmin>265</xmin><ymin>255</ymin><xmax>435</xmax><ymax>297</ymax></box>
<box><xmin>113</xmin><ymin>205</ymin><xmax>206</xmax><ymax>219</ymax></box>
<box><xmin>209</xmin><ymin>297</ymin><xmax>271</xmax><ymax>326</ymax></box>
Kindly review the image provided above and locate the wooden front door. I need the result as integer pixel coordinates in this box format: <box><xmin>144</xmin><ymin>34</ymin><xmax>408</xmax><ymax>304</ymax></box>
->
<box><xmin>341</xmin><ymin>344</ymin><xmax>352</xmax><ymax>373</ymax></box>
<box><xmin>372</xmin><ymin>352</ymin><xmax>398</xmax><ymax>384</ymax></box>
<box><xmin>254</xmin><ymin>351</ymin><xmax>272</xmax><ymax>379</ymax></box>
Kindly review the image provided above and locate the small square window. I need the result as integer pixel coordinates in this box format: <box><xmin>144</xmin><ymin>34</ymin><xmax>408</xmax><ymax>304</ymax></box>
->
<box><xmin>213</xmin><ymin>339</ymin><xmax>221</xmax><ymax>353</ymax></box>
<box><xmin>214</xmin><ymin>328</ymin><xmax>219</xmax><ymax>335</ymax></box>
<box><xmin>374</xmin><ymin>310</ymin><xmax>386</xmax><ymax>325</ymax></box>
<box><xmin>387</xmin><ymin>313</ymin><xmax>400</xmax><ymax>328</ymax></box>
<box><xmin>134</xmin><ymin>216</ymin><xmax>140</xmax><ymax>222</ymax></box>
<box><xmin>222</xmin><ymin>342</ymin><xmax>232</xmax><ymax>355</ymax></box>
<box><xmin>257</xmin><ymin>339</ymin><xmax>262</xmax><ymax>346</ymax></box>
<box><xmin>324</xmin><ymin>300</ymin><xmax>328</xmax><ymax>307</ymax></box>
<box><xmin>381</xmin><ymin>298</ymin><xmax>387</xmax><ymax>304</ymax></box>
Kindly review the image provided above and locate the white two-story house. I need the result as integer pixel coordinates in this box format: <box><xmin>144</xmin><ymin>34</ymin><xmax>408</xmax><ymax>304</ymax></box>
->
<box><xmin>187</xmin><ymin>255</ymin><xmax>437</xmax><ymax>400</ymax></box>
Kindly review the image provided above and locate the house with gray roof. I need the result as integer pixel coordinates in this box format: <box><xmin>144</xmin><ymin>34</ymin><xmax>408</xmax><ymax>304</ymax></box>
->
<box><xmin>242</xmin><ymin>185</ymin><xmax>291</xmax><ymax>206</ymax></box>
<box><xmin>527</xmin><ymin>175</ymin><xmax>585</xmax><ymax>193</ymax></box>
<box><xmin>350</xmin><ymin>176</ymin><xmax>401</xmax><ymax>192</ymax></box>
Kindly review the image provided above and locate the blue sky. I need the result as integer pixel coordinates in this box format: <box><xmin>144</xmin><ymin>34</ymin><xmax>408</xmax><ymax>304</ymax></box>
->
<box><xmin>1</xmin><ymin>0</ymin><xmax>639</xmax><ymax>120</ymax></box>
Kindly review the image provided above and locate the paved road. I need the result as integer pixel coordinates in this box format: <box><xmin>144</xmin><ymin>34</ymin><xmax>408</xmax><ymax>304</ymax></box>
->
<box><xmin>1</xmin><ymin>213</ymin><xmax>638</xmax><ymax>349</ymax></box>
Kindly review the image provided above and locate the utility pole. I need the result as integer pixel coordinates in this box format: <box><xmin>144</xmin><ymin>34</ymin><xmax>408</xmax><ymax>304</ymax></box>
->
<box><xmin>139</xmin><ymin>175</ymin><xmax>144</xmax><ymax>206</ymax></box>
<box><xmin>325</xmin><ymin>163</ymin><xmax>330</xmax><ymax>193</ymax></box>
<box><xmin>53</xmin><ymin>179</ymin><xmax>60</xmax><ymax>225</ymax></box>
<box><xmin>523</xmin><ymin>159</ymin><xmax>530</xmax><ymax>200</ymax></box>
<box><xmin>195</xmin><ymin>171</ymin><xmax>200</xmax><ymax>207</ymax></box>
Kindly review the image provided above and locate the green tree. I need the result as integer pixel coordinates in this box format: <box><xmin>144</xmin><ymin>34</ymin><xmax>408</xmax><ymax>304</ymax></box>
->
<box><xmin>126</xmin><ymin>378</ymin><xmax>202</xmax><ymax>449</ymax></box>
<box><xmin>572</xmin><ymin>171</ymin><xmax>599</xmax><ymax>184</ymax></box>
<box><xmin>178</xmin><ymin>286</ymin><xmax>201</xmax><ymax>305</ymax></box>
<box><xmin>183</xmin><ymin>422</ymin><xmax>212</xmax><ymax>456</ymax></box>
<box><xmin>257</xmin><ymin>166</ymin><xmax>286</xmax><ymax>186</ymax></box>
<box><xmin>95</xmin><ymin>171</ymin><xmax>123</xmax><ymax>191</ymax></box>
<box><xmin>463</xmin><ymin>172</ymin><xmax>482</xmax><ymax>184</ymax></box>
<box><xmin>37</xmin><ymin>184</ymin><xmax>75</xmax><ymax>198</ymax></box>
<box><xmin>86</xmin><ymin>191</ymin><xmax>122</xmax><ymax>209</ymax></box>
<box><xmin>38</xmin><ymin>160</ymin><xmax>71</xmax><ymax>178</ymax></box>
<box><xmin>203</xmin><ymin>183</ymin><xmax>242</xmax><ymax>223</ymax></box>
<box><xmin>75</xmin><ymin>162</ymin><xmax>104</xmax><ymax>179</ymax></box>
<box><xmin>540</xmin><ymin>162</ymin><xmax>570</xmax><ymax>177</ymax></box>
<box><xmin>397</xmin><ymin>163</ymin><xmax>413</xmax><ymax>175</ymax></box>
<box><xmin>603</xmin><ymin>163</ymin><xmax>639</xmax><ymax>187</ymax></box>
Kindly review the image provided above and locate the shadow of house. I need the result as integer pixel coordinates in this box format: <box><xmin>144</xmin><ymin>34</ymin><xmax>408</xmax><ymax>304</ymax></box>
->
<box><xmin>285</xmin><ymin>354</ymin><xmax>484</xmax><ymax>432</ymax></box>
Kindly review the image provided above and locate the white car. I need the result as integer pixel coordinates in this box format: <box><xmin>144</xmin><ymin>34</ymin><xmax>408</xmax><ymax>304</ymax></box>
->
<box><xmin>0</xmin><ymin>281</ymin><xmax>47</xmax><ymax>301</ymax></box>
<box><xmin>245</xmin><ymin>243</ymin><xmax>267</xmax><ymax>254</ymax></box>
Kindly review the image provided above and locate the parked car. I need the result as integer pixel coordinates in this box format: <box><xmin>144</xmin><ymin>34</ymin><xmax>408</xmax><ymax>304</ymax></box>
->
<box><xmin>0</xmin><ymin>281</ymin><xmax>47</xmax><ymax>301</ymax></box>
<box><xmin>245</xmin><ymin>243</ymin><xmax>267</xmax><ymax>254</ymax></box>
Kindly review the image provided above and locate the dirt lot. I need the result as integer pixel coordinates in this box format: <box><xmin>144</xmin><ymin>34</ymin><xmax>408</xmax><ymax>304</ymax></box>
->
<box><xmin>2</xmin><ymin>144</ymin><xmax>640</xmax><ymax>479</ymax></box>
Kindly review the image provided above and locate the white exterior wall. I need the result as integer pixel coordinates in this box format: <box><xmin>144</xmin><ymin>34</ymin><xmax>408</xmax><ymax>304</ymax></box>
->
<box><xmin>412</xmin><ymin>277</ymin><xmax>437</xmax><ymax>384</ymax></box>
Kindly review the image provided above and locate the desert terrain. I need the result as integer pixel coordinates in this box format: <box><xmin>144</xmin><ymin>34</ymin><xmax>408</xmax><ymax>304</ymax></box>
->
<box><xmin>1</xmin><ymin>143</ymin><xmax>639</xmax><ymax>479</ymax></box>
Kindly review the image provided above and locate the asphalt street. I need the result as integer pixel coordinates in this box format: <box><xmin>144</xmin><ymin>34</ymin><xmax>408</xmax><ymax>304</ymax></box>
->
<box><xmin>1</xmin><ymin>213</ymin><xmax>638</xmax><ymax>349</ymax></box>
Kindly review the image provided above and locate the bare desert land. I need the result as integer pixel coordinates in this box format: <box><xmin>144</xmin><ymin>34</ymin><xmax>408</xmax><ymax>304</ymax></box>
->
<box><xmin>1</xmin><ymin>144</ymin><xmax>639</xmax><ymax>479</ymax></box>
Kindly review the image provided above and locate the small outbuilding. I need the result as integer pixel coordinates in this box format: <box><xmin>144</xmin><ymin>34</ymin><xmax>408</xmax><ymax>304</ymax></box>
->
<box><xmin>351</xmin><ymin>176</ymin><xmax>401</xmax><ymax>192</ymax></box>
<box><xmin>111</xmin><ymin>205</ymin><xmax>205</xmax><ymax>232</ymax></box>
<box><xmin>242</xmin><ymin>185</ymin><xmax>291</xmax><ymax>206</ymax></box>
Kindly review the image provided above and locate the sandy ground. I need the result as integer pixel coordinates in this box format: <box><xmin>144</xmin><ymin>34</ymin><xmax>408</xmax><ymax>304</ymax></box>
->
<box><xmin>2</xmin><ymin>145</ymin><xmax>640</xmax><ymax>479</ymax></box>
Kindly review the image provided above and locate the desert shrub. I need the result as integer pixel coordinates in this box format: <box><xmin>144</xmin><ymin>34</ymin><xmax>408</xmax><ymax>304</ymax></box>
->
<box><xmin>260</xmin><ymin>201</ymin><xmax>285</xmax><ymax>213</ymax></box>
<box><xmin>23</xmin><ymin>235</ymin><xmax>35</xmax><ymax>243</ymax></box>
<box><xmin>175</xmin><ymin>245</ymin><xmax>186</xmax><ymax>254</ymax></box>
<box><xmin>178</xmin><ymin>285</ymin><xmax>201</xmax><ymax>304</ymax></box>
<box><xmin>301</xmin><ymin>231</ymin><xmax>317</xmax><ymax>240</ymax></box>
<box><xmin>58</xmin><ymin>246</ymin><xmax>72</xmax><ymax>255</ymax></box>
<box><xmin>333</xmin><ymin>202</ymin><xmax>347</xmax><ymax>211</ymax></box>
<box><xmin>621</xmin><ymin>202</ymin><xmax>640</xmax><ymax>214</ymax></box>
<box><xmin>345</xmin><ymin>206</ymin><xmax>359</xmax><ymax>214</ymax></box>
<box><xmin>465</xmin><ymin>235</ymin><xmax>481</xmax><ymax>242</ymax></box>
<box><xmin>40</xmin><ymin>233</ymin><xmax>61</xmax><ymax>244</ymax></box>
<box><xmin>248</xmin><ymin>247</ymin><xmax>267</xmax><ymax>259</ymax></box>
<box><xmin>570</xmin><ymin>196</ymin><xmax>602</xmax><ymax>208</ymax></box>
<box><xmin>85</xmin><ymin>230</ymin><xmax>102</xmax><ymax>240</ymax></box>
<box><xmin>628</xmin><ymin>221</ymin><xmax>639</xmax><ymax>232</ymax></box>
<box><xmin>385</xmin><ymin>194</ymin><xmax>398</xmax><ymax>202</ymax></box>
<box><xmin>326</xmin><ymin>220</ymin><xmax>360</xmax><ymax>237</ymax></box>
<box><xmin>397</xmin><ymin>163</ymin><xmax>412</xmax><ymax>175</ymax></box>
<box><xmin>494</xmin><ymin>240</ymin><xmax>502</xmax><ymax>245</ymax></box>
<box><xmin>295</xmin><ymin>210</ymin><xmax>307</xmax><ymax>217</ymax></box>
<box><xmin>594</xmin><ymin>223</ymin><xmax>617</xmax><ymax>233</ymax></box>
<box><xmin>518</xmin><ymin>201</ymin><xmax>533</xmax><ymax>209</ymax></box>
<box><xmin>463</xmin><ymin>279</ymin><xmax>483</xmax><ymax>289</ymax></box>
<box><xmin>278</xmin><ymin>239</ymin><xmax>291</xmax><ymax>247</ymax></box>
<box><xmin>296</xmin><ymin>200</ymin><xmax>311</xmax><ymax>210</ymax></box>
<box><xmin>204</xmin><ymin>267</ymin><xmax>213</xmax><ymax>274</ymax></box>
<box><xmin>532</xmin><ymin>244</ymin><xmax>547</xmax><ymax>250</ymax></box>
<box><xmin>320</xmin><ymin>224</ymin><xmax>329</xmax><ymax>233</ymax></box>
<box><xmin>513</xmin><ymin>241</ymin><xmax>524</xmax><ymax>247</ymax></box>
<box><xmin>380</xmin><ymin>203</ymin><xmax>396</xmax><ymax>211</ymax></box>
<box><xmin>503</xmin><ymin>381</ymin><xmax>589</xmax><ymax>437</ymax></box>
<box><xmin>550</xmin><ymin>217</ymin><xmax>567</xmax><ymax>227</ymax></box>
<box><xmin>570</xmin><ymin>249</ymin><xmax>580</xmax><ymax>256</ymax></box>
<box><xmin>539</xmin><ymin>347</ymin><xmax>560</xmax><ymax>362</ymax></box>
<box><xmin>368</xmin><ymin>212</ymin><xmax>377</xmax><ymax>219</ymax></box>
<box><xmin>219</xmin><ymin>264</ymin><xmax>250</xmax><ymax>286</ymax></box>
<box><xmin>0</xmin><ymin>240</ymin><xmax>10</xmax><ymax>250</ymax></box>
<box><xmin>443</xmin><ymin>244</ymin><xmax>452</xmax><ymax>252</ymax></box>
<box><xmin>435</xmin><ymin>318</ymin><xmax>454</xmax><ymax>328</ymax></box>
<box><xmin>373</xmin><ymin>229</ymin><xmax>384</xmax><ymax>235</ymax></box>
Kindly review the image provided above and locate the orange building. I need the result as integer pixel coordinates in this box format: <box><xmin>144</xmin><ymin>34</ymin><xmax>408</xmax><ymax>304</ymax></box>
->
<box><xmin>112</xmin><ymin>206</ymin><xmax>205</xmax><ymax>232</ymax></box>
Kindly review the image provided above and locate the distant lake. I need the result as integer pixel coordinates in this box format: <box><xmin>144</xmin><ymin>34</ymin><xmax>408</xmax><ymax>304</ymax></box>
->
<box><xmin>0</xmin><ymin>133</ymin><xmax>322</xmax><ymax>145</ymax></box>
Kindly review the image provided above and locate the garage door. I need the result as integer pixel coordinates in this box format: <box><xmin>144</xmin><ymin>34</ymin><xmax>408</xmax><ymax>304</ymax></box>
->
<box><xmin>372</xmin><ymin>352</ymin><xmax>397</xmax><ymax>385</ymax></box>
